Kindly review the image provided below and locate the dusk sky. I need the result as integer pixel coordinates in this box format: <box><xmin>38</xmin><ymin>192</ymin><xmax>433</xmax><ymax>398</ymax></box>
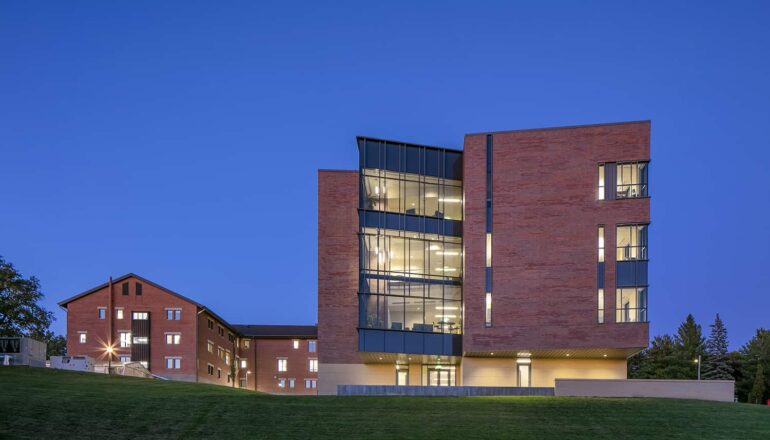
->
<box><xmin>2</xmin><ymin>2</ymin><xmax>768</xmax><ymax>349</ymax></box>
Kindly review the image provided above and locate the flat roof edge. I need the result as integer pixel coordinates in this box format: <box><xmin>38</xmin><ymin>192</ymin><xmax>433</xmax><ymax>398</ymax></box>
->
<box><xmin>464</xmin><ymin>120</ymin><xmax>651</xmax><ymax>137</ymax></box>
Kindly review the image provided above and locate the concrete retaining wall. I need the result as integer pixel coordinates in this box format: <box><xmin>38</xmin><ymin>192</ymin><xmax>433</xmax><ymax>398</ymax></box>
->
<box><xmin>337</xmin><ymin>385</ymin><xmax>554</xmax><ymax>396</ymax></box>
<box><xmin>555</xmin><ymin>379</ymin><xmax>735</xmax><ymax>402</ymax></box>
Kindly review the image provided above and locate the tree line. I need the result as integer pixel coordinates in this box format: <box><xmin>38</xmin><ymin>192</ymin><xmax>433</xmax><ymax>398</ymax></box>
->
<box><xmin>628</xmin><ymin>313</ymin><xmax>769</xmax><ymax>404</ymax></box>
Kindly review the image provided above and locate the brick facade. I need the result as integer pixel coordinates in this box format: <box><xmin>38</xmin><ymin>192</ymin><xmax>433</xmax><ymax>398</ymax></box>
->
<box><xmin>463</xmin><ymin>122</ymin><xmax>649</xmax><ymax>354</ymax></box>
<box><xmin>317</xmin><ymin>170</ymin><xmax>360</xmax><ymax>365</ymax></box>
<box><xmin>61</xmin><ymin>274</ymin><xmax>318</xmax><ymax>393</ymax></box>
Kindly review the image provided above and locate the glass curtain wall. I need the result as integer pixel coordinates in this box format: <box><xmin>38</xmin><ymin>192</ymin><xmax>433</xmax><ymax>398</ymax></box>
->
<box><xmin>358</xmin><ymin>138</ymin><xmax>463</xmax><ymax>336</ymax></box>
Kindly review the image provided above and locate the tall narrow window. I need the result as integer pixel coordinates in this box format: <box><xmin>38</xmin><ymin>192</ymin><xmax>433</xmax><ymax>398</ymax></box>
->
<box><xmin>598</xmin><ymin>289</ymin><xmax>605</xmax><ymax>324</ymax></box>
<box><xmin>485</xmin><ymin>134</ymin><xmax>493</xmax><ymax>328</ymax></box>
<box><xmin>308</xmin><ymin>340</ymin><xmax>317</xmax><ymax>352</ymax></box>
<box><xmin>97</xmin><ymin>308</ymin><xmax>106</xmax><ymax>320</ymax></box>
<box><xmin>122</xmin><ymin>282</ymin><xmax>129</xmax><ymax>296</ymax></box>
<box><xmin>598</xmin><ymin>164</ymin><xmax>605</xmax><ymax>200</ymax></box>
<box><xmin>135</xmin><ymin>282</ymin><xmax>143</xmax><ymax>296</ymax></box>
<box><xmin>485</xmin><ymin>233</ymin><xmax>492</xmax><ymax>267</ymax></box>
<box><xmin>598</xmin><ymin>226</ymin><xmax>605</xmax><ymax>262</ymax></box>
<box><xmin>277</xmin><ymin>358</ymin><xmax>287</xmax><ymax>372</ymax></box>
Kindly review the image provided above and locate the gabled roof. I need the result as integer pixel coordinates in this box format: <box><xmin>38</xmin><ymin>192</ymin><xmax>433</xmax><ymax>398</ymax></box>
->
<box><xmin>57</xmin><ymin>273</ymin><xmax>238</xmax><ymax>334</ymax></box>
<box><xmin>232</xmin><ymin>324</ymin><xmax>318</xmax><ymax>339</ymax></box>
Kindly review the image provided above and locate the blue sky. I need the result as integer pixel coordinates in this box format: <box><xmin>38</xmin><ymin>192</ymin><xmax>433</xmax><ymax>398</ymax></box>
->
<box><xmin>2</xmin><ymin>1</ymin><xmax>768</xmax><ymax>349</ymax></box>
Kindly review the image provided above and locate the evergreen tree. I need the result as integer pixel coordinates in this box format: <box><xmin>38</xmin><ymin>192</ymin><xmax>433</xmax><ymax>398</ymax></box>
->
<box><xmin>748</xmin><ymin>364</ymin><xmax>766</xmax><ymax>404</ymax></box>
<box><xmin>674</xmin><ymin>314</ymin><xmax>706</xmax><ymax>379</ymax></box>
<box><xmin>702</xmin><ymin>313</ymin><xmax>734</xmax><ymax>380</ymax></box>
<box><xmin>630</xmin><ymin>335</ymin><xmax>684</xmax><ymax>379</ymax></box>
<box><xmin>737</xmin><ymin>328</ymin><xmax>770</xmax><ymax>402</ymax></box>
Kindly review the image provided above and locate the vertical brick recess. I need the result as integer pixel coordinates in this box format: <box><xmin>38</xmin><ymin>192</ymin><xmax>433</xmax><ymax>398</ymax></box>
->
<box><xmin>317</xmin><ymin>170</ymin><xmax>360</xmax><ymax>364</ymax></box>
<box><xmin>463</xmin><ymin>122</ymin><xmax>650</xmax><ymax>354</ymax></box>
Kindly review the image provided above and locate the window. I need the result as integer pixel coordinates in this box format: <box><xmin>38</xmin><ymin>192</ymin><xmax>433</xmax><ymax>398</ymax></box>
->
<box><xmin>305</xmin><ymin>379</ymin><xmax>317</xmax><ymax>389</ymax></box>
<box><xmin>166</xmin><ymin>309</ymin><xmax>181</xmax><ymax>320</ymax></box>
<box><xmin>165</xmin><ymin>357</ymin><xmax>181</xmax><ymax>369</ymax></box>
<box><xmin>207</xmin><ymin>364</ymin><xmax>214</xmax><ymax>375</ymax></box>
<box><xmin>360</xmin><ymin>232</ymin><xmax>463</xmax><ymax>279</ymax></box>
<box><xmin>288</xmin><ymin>378</ymin><xmax>295</xmax><ymax>389</ymax></box>
<box><xmin>616</xmin><ymin>224</ymin><xmax>648</xmax><ymax>261</ymax></box>
<box><xmin>485</xmin><ymin>233</ymin><xmax>492</xmax><ymax>267</ymax></box>
<box><xmin>308</xmin><ymin>340</ymin><xmax>317</xmax><ymax>353</ymax></box>
<box><xmin>122</xmin><ymin>282</ymin><xmax>129</xmax><ymax>296</ymax></box>
<box><xmin>292</xmin><ymin>340</ymin><xmax>299</xmax><ymax>349</ymax></box>
<box><xmin>617</xmin><ymin>287</ymin><xmax>648</xmax><ymax>323</ymax></box>
<box><xmin>598</xmin><ymin>289</ymin><xmax>605</xmax><ymax>324</ymax></box>
<box><xmin>207</xmin><ymin>319</ymin><xmax>214</xmax><ymax>330</ymax></box>
<box><xmin>217</xmin><ymin>368</ymin><xmax>221</xmax><ymax>379</ymax></box>
<box><xmin>240</xmin><ymin>359</ymin><xmax>247</xmax><ymax>369</ymax></box>
<box><xmin>135</xmin><ymin>282</ymin><xmax>142</xmax><ymax>296</ymax></box>
<box><xmin>598</xmin><ymin>226</ymin><xmax>605</xmax><ymax>262</ymax></box>
<box><xmin>132</xmin><ymin>312</ymin><xmax>148</xmax><ymax>320</ymax></box>
<box><xmin>207</xmin><ymin>341</ymin><xmax>214</xmax><ymax>353</ymax></box>
<box><xmin>277</xmin><ymin>358</ymin><xmax>287</xmax><ymax>372</ymax></box>
<box><xmin>218</xmin><ymin>326</ymin><xmax>224</xmax><ymax>337</ymax></box>
<box><xmin>243</xmin><ymin>340</ymin><xmax>250</xmax><ymax>349</ymax></box>
<box><xmin>119</xmin><ymin>356</ymin><xmax>131</xmax><ymax>363</ymax></box>
<box><xmin>165</xmin><ymin>333</ymin><xmax>181</xmax><ymax>345</ymax></box>
<box><xmin>598</xmin><ymin>164</ymin><xmax>605</xmax><ymax>200</ymax></box>
<box><xmin>132</xmin><ymin>336</ymin><xmax>148</xmax><ymax>344</ymax></box>
<box><xmin>119</xmin><ymin>332</ymin><xmax>132</xmax><ymax>348</ymax></box>
<box><xmin>485</xmin><ymin>293</ymin><xmax>492</xmax><ymax>327</ymax></box>
<box><xmin>361</xmin><ymin>170</ymin><xmax>463</xmax><ymax>220</ymax></box>
<box><xmin>309</xmin><ymin>359</ymin><xmax>318</xmax><ymax>372</ymax></box>
<box><xmin>97</xmin><ymin>308</ymin><xmax>106</xmax><ymax>320</ymax></box>
<box><xmin>278</xmin><ymin>378</ymin><xmax>286</xmax><ymax>388</ymax></box>
<box><xmin>225</xmin><ymin>352</ymin><xmax>231</xmax><ymax>366</ymax></box>
<box><xmin>116</xmin><ymin>308</ymin><xmax>124</xmax><ymax>320</ymax></box>
<box><xmin>217</xmin><ymin>347</ymin><xmax>224</xmax><ymax>359</ymax></box>
<box><xmin>616</xmin><ymin>162</ymin><xmax>648</xmax><ymax>198</ymax></box>
<box><xmin>228</xmin><ymin>333</ymin><xmax>235</xmax><ymax>343</ymax></box>
<box><xmin>78</xmin><ymin>332</ymin><xmax>86</xmax><ymax>343</ymax></box>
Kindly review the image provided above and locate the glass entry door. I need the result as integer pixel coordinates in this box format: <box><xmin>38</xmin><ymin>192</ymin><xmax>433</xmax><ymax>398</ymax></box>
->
<box><xmin>428</xmin><ymin>369</ymin><xmax>449</xmax><ymax>386</ymax></box>
<box><xmin>397</xmin><ymin>370</ymin><xmax>408</xmax><ymax>386</ymax></box>
<box><xmin>517</xmin><ymin>364</ymin><xmax>531</xmax><ymax>387</ymax></box>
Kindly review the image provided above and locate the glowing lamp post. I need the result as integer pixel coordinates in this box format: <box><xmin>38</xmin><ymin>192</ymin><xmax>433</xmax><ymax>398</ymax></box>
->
<box><xmin>106</xmin><ymin>346</ymin><xmax>114</xmax><ymax>375</ymax></box>
<box><xmin>694</xmin><ymin>355</ymin><xmax>701</xmax><ymax>381</ymax></box>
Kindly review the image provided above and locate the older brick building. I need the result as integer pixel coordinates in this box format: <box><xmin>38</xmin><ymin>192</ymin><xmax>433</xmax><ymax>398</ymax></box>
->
<box><xmin>59</xmin><ymin>274</ymin><xmax>318</xmax><ymax>394</ymax></box>
<box><xmin>318</xmin><ymin>121</ymin><xmax>650</xmax><ymax>394</ymax></box>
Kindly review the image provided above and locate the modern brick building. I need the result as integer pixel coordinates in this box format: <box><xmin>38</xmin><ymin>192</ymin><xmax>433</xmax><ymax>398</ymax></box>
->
<box><xmin>59</xmin><ymin>274</ymin><xmax>318</xmax><ymax>394</ymax></box>
<box><xmin>318</xmin><ymin>121</ymin><xmax>650</xmax><ymax>394</ymax></box>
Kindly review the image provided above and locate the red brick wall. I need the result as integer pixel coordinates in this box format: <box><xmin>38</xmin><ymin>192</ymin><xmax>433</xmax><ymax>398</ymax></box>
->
<box><xmin>64</xmin><ymin>276</ymin><xmax>199</xmax><ymax>381</ymax></box>
<box><xmin>317</xmin><ymin>170</ymin><xmax>360</xmax><ymax>364</ymax></box>
<box><xmin>252</xmin><ymin>338</ymin><xmax>318</xmax><ymax>394</ymax></box>
<box><xmin>196</xmin><ymin>311</ymin><xmax>238</xmax><ymax>386</ymax></box>
<box><xmin>463</xmin><ymin>122</ymin><xmax>650</xmax><ymax>353</ymax></box>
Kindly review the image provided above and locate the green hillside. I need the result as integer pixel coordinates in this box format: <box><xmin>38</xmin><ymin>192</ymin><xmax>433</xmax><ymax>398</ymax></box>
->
<box><xmin>1</xmin><ymin>367</ymin><xmax>768</xmax><ymax>439</ymax></box>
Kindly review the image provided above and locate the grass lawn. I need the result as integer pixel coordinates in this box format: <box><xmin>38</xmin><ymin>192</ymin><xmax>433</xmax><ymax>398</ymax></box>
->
<box><xmin>1</xmin><ymin>367</ymin><xmax>768</xmax><ymax>439</ymax></box>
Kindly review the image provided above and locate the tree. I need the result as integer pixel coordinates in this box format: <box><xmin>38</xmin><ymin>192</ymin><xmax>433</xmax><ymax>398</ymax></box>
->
<box><xmin>674</xmin><ymin>314</ymin><xmax>705</xmax><ymax>379</ymax></box>
<box><xmin>0</xmin><ymin>256</ymin><xmax>65</xmax><ymax>359</ymax></box>
<box><xmin>737</xmin><ymin>328</ymin><xmax>770</xmax><ymax>403</ymax></box>
<box><xmin>0</xmin><ymin>257</ymin><xmax>53</xmax><ymax>338</ymax></box>
<box><xmin>702</xmin><ymin>313</ymin><xmax>734</xmax><ymax>380</ymax></box>
<box><xmin>748</xmin><ymin>364</ymin><xmax>766</xmax><ymax>404</ymax></box>
<box><xmin>629</xmin><ymin>334</ymin><xmax>683</xmax><ymax>379</ymax></box>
